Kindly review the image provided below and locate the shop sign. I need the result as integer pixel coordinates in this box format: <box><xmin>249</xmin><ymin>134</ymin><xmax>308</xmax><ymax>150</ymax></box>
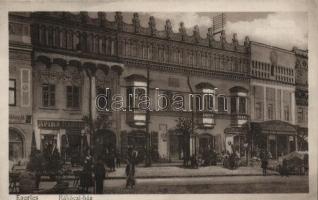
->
<box><xmin>38</xmin><ymin>120</ymin><xmax>84</xmax><ymax>129</ymax></box>
<box><xmin>9</xmin><ymin>114</ymin><xmax>32</xmax><ymax>124</ymax></box>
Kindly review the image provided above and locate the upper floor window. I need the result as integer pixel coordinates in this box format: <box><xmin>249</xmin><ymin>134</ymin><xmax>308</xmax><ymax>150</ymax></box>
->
<box><xmin>126</xmin><ymin>79</ymin><xmax>147</xmax><ymax>111</ymax></box>
<box><xmin>238</xmin><ymin>97</ymin><xmax>247</xmax><ymax>114</ymax></box>
<box><xmin>42</xmin><ymin>84</ymin><xmax>55</xmax><ymax>107</ymax></box>
<box><xmin>284</xmin><ymin>105</ymin><xmax>290</xmax><ymax>121</ymax></box>
<box><xmin>66</xmin><ymin>86</ymin><xmax>80</xmax><ymax>109</ymax></box>
<box><xmin>9</xmin><ymin>79</ymin><xmax>16</xmax><ymax>106</ymax></box>
<box><xmin>218</xmin><ymin>95</ymin><xmax>228</xmax><ymax>112</ymax></box>
<box><xmin>267</xmin><ymin>104</ymin><xmax>274</xmax><ymax>120</ymax></box>
<box><xmin>229</xmin><ymin>86</ymin><xmax>248</xmax><ymax>114</ymax></box>
<box><xmin>255</xmin><ymin>102</ymin><xmax>263</xmax><ymax>120</ymax></box>
<box><xmin>96</xmin><ymin>86</ymin><xmax>111</xmax><ymax>111</ymax></box>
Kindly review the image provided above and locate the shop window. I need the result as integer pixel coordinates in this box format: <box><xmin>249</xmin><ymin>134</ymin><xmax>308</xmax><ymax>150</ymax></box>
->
<box><xmin>9</xmin><ymin>79</ymin><xmax>16</xmax><ymax>106</ymax></box>
<box><xmin>9</xmin><ymin>130</ymin><xmax>24</xmax><ymax>162</ymax></box>
<box><xmin>218</xmin><ymin>95</ymin><xmax>227</xmax><ymax>112</ymax></box>
<box><xmin>42</xmin><ymin>84</ymin><xmax>55</xmax><ymax>107</ymax></box>
<box><xmin>66</xmin><ymin>86</ymin><xmax>80</xmax><ymax>109</ymax></box>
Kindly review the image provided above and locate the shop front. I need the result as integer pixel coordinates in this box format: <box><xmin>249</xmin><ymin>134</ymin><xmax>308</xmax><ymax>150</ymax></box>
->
<box><xmin>224</xmin><ymin>125</ymin><xmax>249</xmax><ymax>157</ymax></box>
<box><xmin>37</xmin><ymin>120</ymin><xmax>86</xmax><ymax>164</ymax></box>
<box><xmin>94</xmin><ymin>129</ymin><xmax>116</xmax><ymax>162</ymax></box>
<box><xmin>251</xmin><ymin>120</ymin><xmax>297</xmax><ymax>159</ymax></box>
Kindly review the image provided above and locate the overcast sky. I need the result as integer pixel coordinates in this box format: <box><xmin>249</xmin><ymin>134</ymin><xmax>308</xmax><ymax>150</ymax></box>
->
<box><xmin>89</xmin><ymin>12</ymin><xmax>308</xmax><ymax>50</ymax></box>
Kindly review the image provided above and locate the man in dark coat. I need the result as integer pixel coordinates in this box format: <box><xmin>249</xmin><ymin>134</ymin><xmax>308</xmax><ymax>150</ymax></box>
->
<box><xmin>94</xmin><ymin>158</ymin><xmax>106</xmax><ymax>194</ymax></box>
<box><xmin>260</xmin><ymin>149</ymin><xmax>269</xmax><ymax>176</ymax></box>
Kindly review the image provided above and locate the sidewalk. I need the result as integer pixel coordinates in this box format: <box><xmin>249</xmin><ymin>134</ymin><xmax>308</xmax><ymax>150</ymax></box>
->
<box><xmin>106</xmin><ymin>165</ymin><xmax>279</xmax><ymax>179</ymax></box>
<box><xmin>33</xmin><ymin>165</ymin><xmax>279</xmax><ymax>193</ymax></box>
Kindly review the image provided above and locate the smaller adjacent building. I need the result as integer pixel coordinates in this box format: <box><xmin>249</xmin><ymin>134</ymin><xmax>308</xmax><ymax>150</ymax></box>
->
<box><xmin>249</xmin><ymin>42</ymin><xmax>300</xmax><ymax>159</ymax></box>
<box><xmin>293</xmin><ymin>47</ymin><xmax>308</xmax><ymax>151</ymax></box>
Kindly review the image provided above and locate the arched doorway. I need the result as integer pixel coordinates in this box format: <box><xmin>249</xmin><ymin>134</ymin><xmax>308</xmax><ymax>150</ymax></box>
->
<box><xmin>94</xmin><ymin>129</ymin><xmax>116</xmax><ymax>162</ymax></box>
<box><xmin>9</xmin><ymin>128</ymin><xmax>24</xmax><ymax>163</ymax></box>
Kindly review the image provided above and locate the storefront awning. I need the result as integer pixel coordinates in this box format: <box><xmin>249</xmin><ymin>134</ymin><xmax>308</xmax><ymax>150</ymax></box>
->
<box><xmin>251</xmin><ymin>120</ymin><xmax>297</xmax><ymax>135</ymax></box>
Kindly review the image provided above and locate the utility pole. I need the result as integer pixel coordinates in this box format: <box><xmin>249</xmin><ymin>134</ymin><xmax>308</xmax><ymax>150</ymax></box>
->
<box><xmin>145</xmin><ymin>66</ymin><xmax>152</xmax><ymax>167</ymax></box>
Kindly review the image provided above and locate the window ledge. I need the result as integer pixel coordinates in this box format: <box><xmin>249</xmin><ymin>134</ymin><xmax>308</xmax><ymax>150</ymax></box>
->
<box><xmin>39</xmin><ymin>107</ymin><xmax>58</xmax><ymax>110</ymax></box>
<box><xmin>63</xmin><ymin>108</ymin><xmax>81</xmax><ymax>112</ymax></box>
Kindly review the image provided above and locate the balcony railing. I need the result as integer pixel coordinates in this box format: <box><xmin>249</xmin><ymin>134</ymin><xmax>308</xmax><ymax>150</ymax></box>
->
<box><xmin>231</xmin><ymin>113</ymin><xmax>249</xmax><ymax>126</ymax></box>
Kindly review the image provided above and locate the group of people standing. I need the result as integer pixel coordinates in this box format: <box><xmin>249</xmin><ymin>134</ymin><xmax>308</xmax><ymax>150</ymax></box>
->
<box><xmin>79</xmin><ymin>146</ymin><xmax>138</xmax><ymax>193</ymax></box>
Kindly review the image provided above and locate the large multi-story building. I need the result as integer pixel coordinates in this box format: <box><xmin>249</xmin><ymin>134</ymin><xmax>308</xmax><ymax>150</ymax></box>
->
<box><xmin>8</xmin><ymin>12</ymin><xmax>308</xmax><ymax>165</ymax></box>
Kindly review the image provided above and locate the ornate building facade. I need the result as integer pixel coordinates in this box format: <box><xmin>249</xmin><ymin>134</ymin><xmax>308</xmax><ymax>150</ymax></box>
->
<box><xmin>8</xmin><ymin>12</ymin><xmax>308</xmax><ymax>165</ymax></box>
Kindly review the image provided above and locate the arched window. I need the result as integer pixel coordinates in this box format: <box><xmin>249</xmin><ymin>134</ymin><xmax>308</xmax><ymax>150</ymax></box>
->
<box><xmin>9</xmin><ymin>129</ymin><xmax>24</xmax><ymax>162</ymax></box>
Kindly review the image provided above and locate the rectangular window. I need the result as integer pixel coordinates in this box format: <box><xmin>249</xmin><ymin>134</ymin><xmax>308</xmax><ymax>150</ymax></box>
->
<box><xmin>148</xmin><ymin>45</ymin><xmax>153</xmax><ymax>60</ymax></box>
<box><xmin>42</xmin><ymin>84</ymin><xmax>55</xmax><ymax>107</ymax></box>
<box><xmin>297</xmin><ymin>108</ymin><xmax>304</xmax><ymax>123</ymax></box>
<box><xmin>255</xmin><ymin>102</ymin><xmax>263</xmax><ymax>120</ymax></box>
<box><xmin>230</xmin><ymin>97</ymin><xmax>237</xmax><ymax>114</ymax></box>
<box><xmin>178</xmin><ymin>51</ymin><xmax>182</xmax><ymax>64</ymax></box>
<box><xmin>239</xmin><ymin>97</ymin><xmax>246</xmax><ymax>114</ymax></box>
<box><xmin>96</xmin><ymin>87</ymin><xmax>111</xmax><ymax>110</ymax></box>
<box><xmin>21</xmin><ymin>68</ymin><xmax>30</xmax><ymax>107</ymax></box>
<box><xmin>284</xmin><ymin>105</ymin><xmax>290</xmax><ymax>121</ymax></box>
<box><xmin>9</xmin><ymin>79</ymin><xmax>16</xmax><ymax>106</ymax></box>
<box><xmin>218</xmin><ymin>96</ymin><xmax>227</xmax><ymax>112</ymax></box>
<box><xmin>111</xmin><ymin>40</ymin><xmax>115</xmax><ymax>56</ymax></box>
<box><xmin>66</xmin><ymin>86</ymin><xmax>80</xmax><ymax>109</ymax></box>
<box><xmin>143</xmin><ymin>45</ymin><xmax>147</xmax><ymax>59</ymax></box>
<box><xmin>267</xmin><ymin>104</ymin><xmax>274</xmax><ymax>120</ymax></box>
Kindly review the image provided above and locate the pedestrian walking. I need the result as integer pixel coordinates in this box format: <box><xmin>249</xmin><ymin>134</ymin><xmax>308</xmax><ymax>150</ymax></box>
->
<box><xmin>125</xmin><ymin>161</ymin><xmax>136</xmax><ymax>189</ymax></box>
<box><xmin>110</xmin><ymin>148</ymin><xmax>116</xmax><ymax>171</ymax></box>
<box><xmin>80</xmin><ymin>150</ymin><xmax>93</xmax><ymax>193</ymax></box>
<box><xmin>125</xmin><ymin>146</ymin><xmax>138</xmax><ymax>189</ymax></box>
<box><xmin>116</xmin><ymin>150</ymin><xmax>121</xmax><ymax>168</ymax></box>
<box><xmin>260</xmin><ymin>149</ymin><xmax>269</xmax><ymax>176</ymax></box>
<box><xmin>94</xmin><ymin>158</ymin><xmax>106</xmax><ymax>194</ymax></box>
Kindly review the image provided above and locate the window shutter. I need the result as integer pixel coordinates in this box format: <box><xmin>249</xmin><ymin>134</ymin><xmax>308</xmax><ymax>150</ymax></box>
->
<box><xmin>21</xmin><ymin>68</ymin><xmax>30</xmax><ymax>107</ymax></box>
